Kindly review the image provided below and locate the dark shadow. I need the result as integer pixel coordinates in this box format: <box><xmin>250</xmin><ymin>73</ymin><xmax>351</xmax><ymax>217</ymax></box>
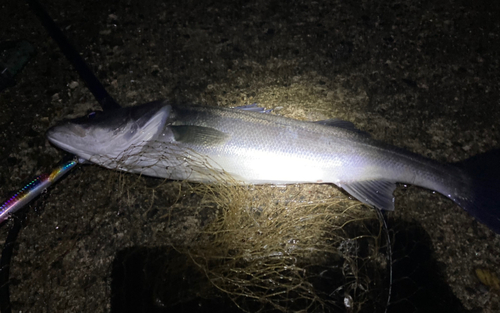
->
<box><xmin>386</xmin><ymin>219</ymin><xmax>470</xmax><ymax>313</ymax></box>
<box><xmin>110</xmin><ymin>247</ymin><xmax>242</xmax><ymax>313</ymax></box>
<box><xmin>110</xmin><ymin>219</ymin><xmax>471</xmax><ymax>313</ymax></box>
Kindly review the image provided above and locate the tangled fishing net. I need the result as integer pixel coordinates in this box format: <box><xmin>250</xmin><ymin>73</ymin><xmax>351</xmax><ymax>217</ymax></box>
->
<box><xmin>109</xmin><ymin>143</ymin><xmax>391</xmax><ymax>312</ymax></box>
<box><xmin>169</xmin><ymin>182</ymin><xmax>389</xmax><ymax>312</ymax></box>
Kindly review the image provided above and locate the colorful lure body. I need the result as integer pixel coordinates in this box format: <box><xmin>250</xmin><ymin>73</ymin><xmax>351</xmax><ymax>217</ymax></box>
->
<box><xmin>0</xmin><ymin>159</ymin><xmax>77</xmax><ymax>223</ymax></box>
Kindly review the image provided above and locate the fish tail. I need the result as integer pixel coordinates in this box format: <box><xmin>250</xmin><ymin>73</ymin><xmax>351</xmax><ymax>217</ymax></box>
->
<box><xmin>454</xmin><ymin>149</ymin><xmax>500</xmax><ymax>233</ymax></box>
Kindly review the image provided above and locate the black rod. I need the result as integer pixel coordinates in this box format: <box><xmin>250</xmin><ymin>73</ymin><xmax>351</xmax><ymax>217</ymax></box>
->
<box><xmin>1</xmin><ymin>1</ymin><xmax>123</xmax><ymax>312</ymax></box>
<box><xmin>25</xmin><ymin>0</ymin><xmax>121</xmax><ymax>111</ymax></box>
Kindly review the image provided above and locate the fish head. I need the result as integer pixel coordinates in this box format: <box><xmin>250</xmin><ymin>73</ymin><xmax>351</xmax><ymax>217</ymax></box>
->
<box><xmin>46</xmin><ymin>100</ymin><xmax>171</xmax><ymax>161</ymax></box>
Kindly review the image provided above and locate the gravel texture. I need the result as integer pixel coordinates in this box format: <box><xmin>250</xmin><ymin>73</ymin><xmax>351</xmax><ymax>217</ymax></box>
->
<box><xmin>1</xmin><ymin>0</ymin><xmax>499</xmax><ymax>312</ymax></box>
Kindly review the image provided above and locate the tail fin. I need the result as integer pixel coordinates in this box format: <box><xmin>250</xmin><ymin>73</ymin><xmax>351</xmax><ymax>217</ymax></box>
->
<box><xmin>455</xmin><ymin>149</ymin><xmax>500</xmax><ymax>234</ymax></box>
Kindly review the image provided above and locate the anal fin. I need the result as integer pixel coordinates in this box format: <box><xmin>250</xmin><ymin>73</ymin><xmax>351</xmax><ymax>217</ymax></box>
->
<box><xmin>341</xmin><ymin>180</ymin><xmax>397</xmax><ymax>211</ymax></box>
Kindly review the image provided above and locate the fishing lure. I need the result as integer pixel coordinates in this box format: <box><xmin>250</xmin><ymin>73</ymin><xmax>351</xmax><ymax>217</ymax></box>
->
<box><xmin>0</xmin><ymin>158</ymin><xmax>77</xmax><ymax>224</ymax></box>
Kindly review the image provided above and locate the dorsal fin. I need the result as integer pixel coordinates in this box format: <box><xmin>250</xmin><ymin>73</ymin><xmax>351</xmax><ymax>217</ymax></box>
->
<box><xmin>315</xmin><ymin>118</ymin><xmax>371</xmax><ymax>136</ymax></box>
<box><xmin>233</xmin><ymin>103</ymin><xmax>272</xmax><ymax>113</ymax></box>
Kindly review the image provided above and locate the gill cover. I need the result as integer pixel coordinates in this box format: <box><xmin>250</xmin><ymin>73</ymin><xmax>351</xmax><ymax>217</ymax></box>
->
<box><xmin>46</xmin><ymin>100</ymin><xmax>172</xmax><ymax>161</ymax></box>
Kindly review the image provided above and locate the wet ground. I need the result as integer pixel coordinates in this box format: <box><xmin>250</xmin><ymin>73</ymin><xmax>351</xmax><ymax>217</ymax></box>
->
<box><xmin>1</xmin><ymin>0</ymin><xmax>499</xmax><ymax>312</ymax></box>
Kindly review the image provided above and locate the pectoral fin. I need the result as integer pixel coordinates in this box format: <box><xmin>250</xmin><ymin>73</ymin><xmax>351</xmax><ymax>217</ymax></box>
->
<box><xmin>171</xmin><ymin>125</ymin><xmax>230</xmax><ymax>146</ymax></box>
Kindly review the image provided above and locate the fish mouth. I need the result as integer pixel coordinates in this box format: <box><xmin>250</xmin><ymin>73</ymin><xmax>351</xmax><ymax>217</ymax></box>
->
<box><xmin>46</xmin><ymin>126</ymin><xmax>92</xmax><ymax>161</ymax></box>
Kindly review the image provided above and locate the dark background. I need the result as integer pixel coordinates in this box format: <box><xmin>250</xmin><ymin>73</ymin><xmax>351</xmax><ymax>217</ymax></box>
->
<box><xmin>1</xmin><ymin>0</ymin><xmax>499</xmax><ymax>311</ymax></box>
